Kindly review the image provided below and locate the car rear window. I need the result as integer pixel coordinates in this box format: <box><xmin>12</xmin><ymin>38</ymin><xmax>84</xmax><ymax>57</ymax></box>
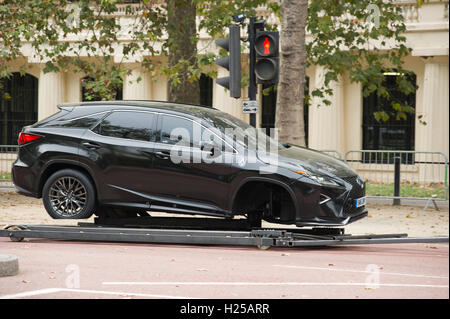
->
<box><xmin>93</xmin><ymin>111</ymin><xmax>155</xmax><ymax>142</ymax></box>
<box><xmin>36</xmin><ymin>110</ymin><xmax>108</xmax><ymax>129</ymax></box>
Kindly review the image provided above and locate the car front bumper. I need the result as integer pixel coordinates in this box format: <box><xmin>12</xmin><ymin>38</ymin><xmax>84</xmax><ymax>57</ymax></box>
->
<box><xmin>291</xmin><ymin>174</ymin><xmax>367</xmax><ymax>227</ymax></box>
<box><xmin>295</xmin><ymin>209</ymin><xmax>368</xmax><ymax>227</ymax></box>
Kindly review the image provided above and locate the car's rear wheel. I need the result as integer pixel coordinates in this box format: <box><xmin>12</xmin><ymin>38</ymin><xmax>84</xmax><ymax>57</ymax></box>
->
<box><xmin>42</xmin><ymin>169</ymin><xmax>96</xmax><ymax>219</ymax></box>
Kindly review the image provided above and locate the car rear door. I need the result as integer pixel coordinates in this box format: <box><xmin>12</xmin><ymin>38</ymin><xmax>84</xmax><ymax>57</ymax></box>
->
<box><xmin>79</xmin><ymin>110</ymin><xmax>157</xmax><ymax>204</ymax></box>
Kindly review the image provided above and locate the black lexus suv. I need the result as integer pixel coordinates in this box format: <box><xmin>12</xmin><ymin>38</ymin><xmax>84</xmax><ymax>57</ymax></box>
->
<box><xmin>12</xmin><ymin>101</ymin><xmax>367</xmax><ymax>227</ymax></box>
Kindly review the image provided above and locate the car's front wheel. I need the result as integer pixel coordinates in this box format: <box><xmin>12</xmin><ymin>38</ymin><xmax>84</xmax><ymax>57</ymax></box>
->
<box><xmin>42</xmin><ymin>169</ymin><xmax>96</xmax><ymax>219</ymax></box>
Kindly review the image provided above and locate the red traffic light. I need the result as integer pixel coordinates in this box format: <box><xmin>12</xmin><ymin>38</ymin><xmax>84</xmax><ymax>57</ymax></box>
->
<box><xmin>254</xmin><ymin>31</ymin><xmax>278</xmax><ymax>57</ymax></box>
<box><xmin>264</xmin><ymin>37</ymin><xmax>270</xmax><ymax>55</ymax></box>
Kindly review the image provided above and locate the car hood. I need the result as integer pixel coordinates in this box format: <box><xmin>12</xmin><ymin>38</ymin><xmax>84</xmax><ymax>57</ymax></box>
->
<box><xmin>257</xmin><ymin>144</ymin><xmax>356</xmax><ymax>178</ymax></box>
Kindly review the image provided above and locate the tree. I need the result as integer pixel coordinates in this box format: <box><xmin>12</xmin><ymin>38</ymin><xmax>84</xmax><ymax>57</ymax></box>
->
<box><xmin>166</xmin><ymin>0</ymin><xmax>200</xmax><ymax>104</ymax></box>
<box><xmin>0</xmin><ymin>0</ymin><xmax>266</xmax><ymax>103</ymax></box>
<box><xmin>274</xmin><ymin>0</ymin><xmax>308</xmax><ymax>145</ymax></box>
<box><xmin>0</xmin><ymin>0</ymin><xmax>417</xmax><ymax>142</ymax></box>
<box><xmin>273</xmin><ymin>0</ymin><xmax>415</xmax><ymax>146</ymax></box>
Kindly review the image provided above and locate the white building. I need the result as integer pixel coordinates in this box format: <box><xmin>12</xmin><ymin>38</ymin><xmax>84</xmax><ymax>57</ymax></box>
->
<box><xmin>1</xmin><ymin>0</ymin><xmax>448</xmax><ymax>164</ymax></box>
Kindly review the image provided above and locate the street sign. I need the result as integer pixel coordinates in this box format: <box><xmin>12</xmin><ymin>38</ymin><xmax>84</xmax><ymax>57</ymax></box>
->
<box><xmin>243</xmin><ymin>100</ymin><xmax>258</xmax><ymax>114</ymax></box>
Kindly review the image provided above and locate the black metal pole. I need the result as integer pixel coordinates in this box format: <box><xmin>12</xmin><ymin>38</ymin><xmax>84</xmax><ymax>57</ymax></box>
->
<box><xmin>393</xmin><ymin>156</ymin><xmax>401</xmax><ymax>206</ymax></box>
<box><xmin>248</xmin><ymin>17</ymin><xmax>257</xmax><ymax>127</ymax></box>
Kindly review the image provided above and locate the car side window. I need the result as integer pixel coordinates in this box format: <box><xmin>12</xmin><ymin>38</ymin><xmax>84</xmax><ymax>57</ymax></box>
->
<box><xmin>41</xmin><ymin>112</ymin><xmax>107</xmax><ymax>128</ymax></box>
<box><xmin>159</xmin><ymin>115</ymin><xmax>200</xmax><ymax>147</ymax></box>
<box><xmin>93</xmin><ymin>111</ymin><xmax>155</xmax><ymax>142</ymax></box>
<box><xmin>159</xmin><ymin>114</ymin><xmax>235</xmax><ymax>152</ymax></box>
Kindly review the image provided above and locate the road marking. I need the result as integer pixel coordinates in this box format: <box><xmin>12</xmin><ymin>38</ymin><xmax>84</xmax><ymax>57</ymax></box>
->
<box><xmin>0</xmin><ymin>288</ymin><xmax>195</xmax><ymax>299</ymax></box>
<box><xmin>273</xmin><ymin>264</ymin><xmax>449</xmax><ymax>279</ymax></box>
<box><xmin>0</xmin><ymin>288</ymin><xmax>61</xmax><ymax>299</ymax></box>
<box><xmin>102</xmin><ymin>281</ymin><xmax>448</xmax><ymax>288</ymax></box>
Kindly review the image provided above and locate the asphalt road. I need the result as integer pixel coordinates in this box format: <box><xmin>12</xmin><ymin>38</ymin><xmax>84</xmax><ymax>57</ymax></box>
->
<box><xmin>0</xmin><ymin>238</ymin><xmax>448</xmax><ymax>300</ymax></box>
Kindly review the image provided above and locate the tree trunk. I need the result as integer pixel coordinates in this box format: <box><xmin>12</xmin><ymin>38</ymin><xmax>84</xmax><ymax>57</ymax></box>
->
<box><xmin>274</xmin><ymin>0</ymin><xmax>308</xmax><ymax>146</ymax></box>
<box><xmin>167</xmin><ymin>0</ymin><xmax>200</xmax><ymax>104</ymax></box>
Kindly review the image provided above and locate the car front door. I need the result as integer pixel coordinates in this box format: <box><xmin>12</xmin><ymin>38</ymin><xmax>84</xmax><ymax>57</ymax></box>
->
<box><xmin>149</xmin><ymin>113</ymin><xmax>239</xmax><ymax>214</ymax></box>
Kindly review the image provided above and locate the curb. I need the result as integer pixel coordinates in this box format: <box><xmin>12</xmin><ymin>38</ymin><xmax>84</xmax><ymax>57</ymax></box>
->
<box><xmin>0</xmin><ymin>255</ymin><xmax>19</xmax><ymax>277</ymax></box>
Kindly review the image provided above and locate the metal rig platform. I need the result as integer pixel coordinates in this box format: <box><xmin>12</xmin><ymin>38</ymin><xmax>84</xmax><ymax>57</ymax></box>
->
<box><xmin>1</xmin><ymin>216</ymin><xmax>448</xmax><ymax>249</ymax></box>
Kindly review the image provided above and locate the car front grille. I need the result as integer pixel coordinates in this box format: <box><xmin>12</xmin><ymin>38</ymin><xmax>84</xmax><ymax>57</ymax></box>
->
<box><xmin>342</xmin><ymin>175</ymin><xmax>365</xmax><ymax>215</ymax></box>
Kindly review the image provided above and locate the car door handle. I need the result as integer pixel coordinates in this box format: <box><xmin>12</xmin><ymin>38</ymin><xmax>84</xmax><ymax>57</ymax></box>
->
<box><xmin>155</xmin><ymin>151</ymin><xmax>170</xmax><ymax>159</ymax></box>
<box><xmin>82</xmin><ymin>142</ymin><xmax>101</xmax><ymax>150</ymax></box>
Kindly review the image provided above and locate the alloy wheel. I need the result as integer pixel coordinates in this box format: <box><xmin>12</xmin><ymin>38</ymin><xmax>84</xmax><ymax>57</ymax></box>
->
<box><xmin>48</xmin><ymin>176</ymin><xmax>87</xmax><ymax>217</ymax></box>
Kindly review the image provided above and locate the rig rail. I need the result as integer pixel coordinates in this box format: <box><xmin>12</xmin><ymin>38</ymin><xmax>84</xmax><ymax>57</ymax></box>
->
<box><xmin>1</xmin><ymin>222</ymin><xmax>448</xmax><ymax>249</ymax></box>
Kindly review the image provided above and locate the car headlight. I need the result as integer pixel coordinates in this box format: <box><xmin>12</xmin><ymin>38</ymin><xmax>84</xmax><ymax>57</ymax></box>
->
<box><xmin>308</xmin><ymin>175</ymin><xmax>341</xmax><ymax>187</ymax></box>
<box><xmin>293</xmin><ymin>170</ymin><xmax>341</xmax><ymax>187</ymax></box>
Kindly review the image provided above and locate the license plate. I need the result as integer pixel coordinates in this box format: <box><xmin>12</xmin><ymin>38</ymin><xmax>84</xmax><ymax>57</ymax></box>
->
<box><xmin>355</xmin><ymin>197</ymin><xmax>366</xmax><ymax>208</ymax></box>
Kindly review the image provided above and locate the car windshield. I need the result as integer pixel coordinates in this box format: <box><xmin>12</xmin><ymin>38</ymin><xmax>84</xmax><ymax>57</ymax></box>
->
<box><xmin>201</xmin><ymin>110</ymin><xmax>282</xmax><ymax>152</ymax></box>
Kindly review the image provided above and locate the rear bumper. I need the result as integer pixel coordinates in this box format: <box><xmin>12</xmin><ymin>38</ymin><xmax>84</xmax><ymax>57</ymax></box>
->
<box><xmin>12</xmin><ymin>162</ymin><xmax>38</xmax><ymax>198</ymax></box>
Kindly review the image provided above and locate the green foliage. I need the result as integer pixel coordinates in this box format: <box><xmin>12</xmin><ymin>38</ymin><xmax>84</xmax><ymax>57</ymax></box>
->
<box><xmin>0</xmin><ymin>0</ymin><xmax>262</xmax><ymax>100</ymax></box>
<box><xmin>0</xmin><ymin>0</ymin><xmax>417</xmax><ymax>122</ymax></box>
<box><xmin>307</xmin><ymin>0</ymin><xmax>415</xmax><ymax>122</ymax></box>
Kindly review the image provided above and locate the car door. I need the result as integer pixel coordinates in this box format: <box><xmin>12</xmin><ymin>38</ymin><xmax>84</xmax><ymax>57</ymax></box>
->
<box><xmin>149</xmin><ymin>113</ymin><xmax>239</xmax><ymax>213</ymax></box>
<box><xmin>79</xmin><ymin>110</ymin><xmax>157</xmax><ymax>204</ymax></box>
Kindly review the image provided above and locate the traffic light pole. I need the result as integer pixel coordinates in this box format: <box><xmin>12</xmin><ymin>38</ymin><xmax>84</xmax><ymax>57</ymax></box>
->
<box><xmin>248</xmin><ymin>17</ymin><xmax>257</xmax><ymax>127</ymax></box>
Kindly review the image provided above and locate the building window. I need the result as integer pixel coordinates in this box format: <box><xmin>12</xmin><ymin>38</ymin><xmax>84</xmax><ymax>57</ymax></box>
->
<box><xmin>81</xmin><ymin>76</ymin><xmax>123</xmax><ymax>101</ymax></box>
<box><xmin>261</xmin><ymin>77</ymin><xmax>310</xmax><ymax>145</ymax></box>
<box><xmin>0</xmin><ymin>73</ymin><xmax>38</xmax><ymax>145</ymax></box>
<box><xmin>199</xmin><ymin>74</ymin><xmax>213</xmax><ymax>107</ymax></box>
<box><xmin>362</xmin><ymin>72</ymin><xmax>416</xmax><ymax>163</ymax></box>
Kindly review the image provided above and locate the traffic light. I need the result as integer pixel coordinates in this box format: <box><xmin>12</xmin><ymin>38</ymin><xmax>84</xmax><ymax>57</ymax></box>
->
<box><xmin>215</xmin><ymin>25</ymin><xmax>241</xmax><ymax>98</ymax></box>
<box><xmin>254</xmin><ymin>31</ymin><xmax>279</xmax><ymax>84</ymax></box>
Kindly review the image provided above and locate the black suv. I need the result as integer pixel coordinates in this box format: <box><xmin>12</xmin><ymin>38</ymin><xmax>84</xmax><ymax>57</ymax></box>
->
<box><xmin>12</xmin><ymin>101</ymin><xmax>367</xmax><ymax>227</ymax></box>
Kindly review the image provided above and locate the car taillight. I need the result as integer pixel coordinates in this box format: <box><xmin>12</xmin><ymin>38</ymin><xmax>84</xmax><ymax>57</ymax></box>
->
<box><xmin>18</xmin><ymin>132</ymin><xmax>43</xmax><ymax>145</ymax></box>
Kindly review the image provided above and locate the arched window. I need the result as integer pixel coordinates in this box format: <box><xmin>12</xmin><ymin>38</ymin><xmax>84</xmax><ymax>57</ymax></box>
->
<box><xmin>81</xmin><ymin>76</ymin><xmax>123</xmax><ymax>101</ymax></box>
<box><xmin>362</xmin><ymin>72</ymin><xmax>416</xmax><ymax>151</ymax></box>
<box><xmin>0</xmin><ymin>73</ymin><xmax>38</xmax><ymax>145</ymax></box>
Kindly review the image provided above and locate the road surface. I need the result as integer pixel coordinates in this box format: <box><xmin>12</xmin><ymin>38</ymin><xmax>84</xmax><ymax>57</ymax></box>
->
<box><xmin>0</xmin><ymin>238</ymin><xmax>447</xmax><ymax>299</ymax></box>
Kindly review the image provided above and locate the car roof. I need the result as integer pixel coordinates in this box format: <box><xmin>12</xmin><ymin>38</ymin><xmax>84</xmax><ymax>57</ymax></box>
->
<box><xmin>60</xmin><ymin>100</ymin><xmax>216</xmax><ymax>112</ymax></box>
<box><xmin>58</xmin><ymin>100</ymin><xmax>250</xmax><ymax>131</ymax></box>
<box><xmin>58</xmin><ymin>100</ymin><xmax>226</xmax><ymax>120</ymax></box>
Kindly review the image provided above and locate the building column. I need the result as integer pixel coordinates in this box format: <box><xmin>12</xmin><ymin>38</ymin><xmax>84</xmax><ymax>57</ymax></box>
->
<box><xmin>344</xmin><ymin>78</ymin><xmax>363</xmax><ymax>153</ymax></box>
<box><xmin>65</xmin><ymin>72</ymin><xmax>83</xmax><ymax>103</ymax></box>
<box><xmin>38</xmin><ymin>68</ymin><xmax>65</xmax><ymax>120</ymax></box>
<box><xmin>308</xmin><ymin>66</ymin><xmax>346</xmax><ymax>155</ymax></box>
<box><xmin>123</xmin><ymin>67</ymin><xmax>152</xmax><ymax>100</ymax></box>
<box><xmin>416</xmin><ymin>58</ymin><xmax>449</xmax><ymax>157</ymax></box>
<box><xmin>151</xmin><ymin>72</ymin><xmax>168</xmax><ymax>102</ymax></box>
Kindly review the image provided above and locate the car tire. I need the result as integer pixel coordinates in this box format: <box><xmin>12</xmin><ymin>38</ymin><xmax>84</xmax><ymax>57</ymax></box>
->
<box><xmin>42</xmin><ymin>169</ymin><xmax>96</xmax><ymax>219</ymax></box>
